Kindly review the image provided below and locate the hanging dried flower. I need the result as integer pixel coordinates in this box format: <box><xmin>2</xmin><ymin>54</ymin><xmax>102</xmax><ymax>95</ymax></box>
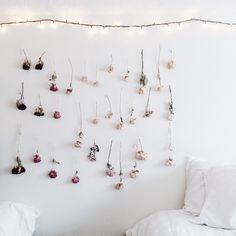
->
<box><xmin>130</xmin><ymin>162</ymin><xmax>139</xmax><ymax>178</ymax></box>
<box><xmin>123</xmin><ymin>69</ymin><xmax>130</xmax><ymax>82</ymax></box>
<box><xmin>143</xmin><ymin>87</ymin><xmax>154</xmax><ymax>117</ymax></box>
<box><xmin>48</xmin><ymin>159</ymin><xmax>60</xmax><ymax>178</ymax></box>
<box><xmin>165</xmin><ymin>122</ymin><xmax>175</xmax><ymax>166</ymax></box>
<box><xmin>92</xmin><ymin>102</ymin><xmax>99</xmax><ymax>124</ymax></box>
<box><xmin>167</xmin><ymin>50</ymin><xmax>176</xmax><ymax>70</ymax></box>
<box><xmin>168</xmin><ymin>85</ymin><xmax>175</xmax><ymax>121</ymax></box>
<box><xmin>49</xmin><ymin>72</ymin><xmax>59</xmax><ymax>92</ymax></box>
<box><xmin>81</xmin><ymin>61</ymin><xmax>88</xmax><ymax>82</ymax></box>
<box><xmin>165</xmin><ymin>157</ymin><xmax>175</xmax><ymax>166</ymax></box>
<box><xmin>16</xmin><ymin>82</ymin><xmax>27</xmax><ymax>111</ymax></box>
<box><xmin>53</xmin><ymin>111</ymin><xmax>61</xmax><ymax>119</ymax></box>
<box><xmin>107</xmin><ymin>55</ymin><xmax>114</xmax><ymax>73</ymax></box>
<box><xmin>105</xmin><ymin>96</ymin><xmax>113</xmax><ymax>119</ymax></box>
<box><xmin>135</xmin><ymin>137</ymin><xmax>148</xmax><ymax>160</ymax></box>
<box><xmin>129</xmin><ymin>107</ymin><xmax>137</xmax><ymax>125</ymax></box>
<box><xmin>157</xmin><ymin>46</ymin><xmax>164</xmax><ymax>91</ymax></box>
<box><xmin>22</xmin><ymin>49</ymin><xmax>31</xmax><ymax>70</ymax></box>
<box><xmin>88</xmin><ymin>139</ymin><xmax>100</xmax><ymax>161</ymax></box>
<box><xmin>12</xmin><ymin>156</ymin><xmax>26</xmax><ymax>174</ymax></box>
<box><xmin>35</xmin><ymin>51</ymin><xmax>46</xmax><ymax>70</ymax></box>
<box><xmin>106</xmin><ymin>140</ymin><xmax>116</xmax><ymax>177</ymax></box>
<box><xmin>34</xmin><ymin>94</ymin><xmax>45</xmax><ymax>117</ymax></box>
<box><xmin>115</xmin><ymin>142</ymin><xmax>123</xmax><ymax>190</ymax></box>
<box><xmin>71</xmin><ymin>170</ymin><xmax>80</xmax><ymax>184</ymax></box>
<box><xmin>66</xmin><ymin>59</ymin><xmax>74</xmax><ymax>95</ymax></box>
<box><xmin>92</xmin><ymin>65</ymin><xmax>100</xmax><ymax>87</ymax></box>
<box><xmin>138</xmin><ymin>49</ymin><xmax>148</xmax><ymax>94</ymax></box>
<box><xmin>33</xmin><ymin>149</ymin><xmax>41</xmax><ymax>163</ymax></box>
<box><xmin>116</xmin><ymin>87</ymin><xmax>124</xmax><ymax>130</ymax></box>
<box><xmin>12</xmin><ymin>126</ymin><xmax>26</xmax><ymax>174</ymax></box>
<box><xmin>74</xmin><ymin>103</ymin><xmax>84</xmax><ymax>148</ymax></box>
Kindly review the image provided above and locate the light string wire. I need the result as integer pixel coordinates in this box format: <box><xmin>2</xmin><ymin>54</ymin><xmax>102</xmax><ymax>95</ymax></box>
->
<box><xmin>0</xmin><ymin>18</ymin><xmax>235</xmax><ymax>29</ymax></box>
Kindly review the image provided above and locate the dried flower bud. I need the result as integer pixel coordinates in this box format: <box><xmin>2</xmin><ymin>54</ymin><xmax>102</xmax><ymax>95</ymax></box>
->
<box><xmin>93</xmin><ymin>81</ymin><xmax>99</xmax><ymax>87</ymax></box>
<box><xmin>66</xmin><ymin>87</ymin><xmax>73</xmax><ymax>95</ymax></box>
<box><xmin>92</xmin><ymin>118</ymin><xmax>99</xmax><ymax>124</ymax></box>
<box><xmin>144</xmin><ymin>110</ymin><xmax>154</xmax><ymax>118</ymax></box>
<box><xmin>74</xmin><ymin>139</ymin><xmax>82</xmax><ymax>148</ymax></box>
<box><xmin>53</xmin><ymin>111</ymin><xmax>61</xmax><ymax>119</ymax></box>
<box><xmin>116</xmin><ymin>122</ymin><xmax>123</xmax><ymax>130</ymax></box>
<box><xmin>16</xmin><ymin>99</ymin><xmax>27</xmax><ymax>111</ymax></box>
<box><xmin>48</xmin><ymin>170</ymin><xmax>57</xmax><ymax>178</ymax></box>
<box><xmin>165</xmin><ymin>158</ymin><xmax>175</xmax><ymax>167</ymax></box>
<box><xmin>107</xmin><ymin>65</ymin><xmax>114</xmax><ymax>73</ymax></box>
<box><xmin>33</xmin><ymin>153</ymin><xmax>41</xmax><ymax>163</ymax></box>
<box><xmin>50</xmin><ymin>83</ymin><xmax>58</xmax><ymax>92</ymax></box>
<box><xmin>22</xmin><ymin>60</ymin><xmax>31</xmax><ymax>70</ymax></box>
<box><xmin>115</xmin><ymin>182</ymin><xmax>124</xmax><ymax>190</ymax></box>
<box><xmin>81</xmin><ymin>76</ymin><xmax>88</xmax><ymax>82</ymax></box>
<box><xmin>130</xmin><ymin>169</ymin><xmax>139</xmax><ymax>178</ymax></box>
<box><xmin>167</xmin><ymin>60</ymin><xmax>176</xmax><ymax>70</ymax></box>
<box><xmin>35</xmin><ymin>58</ymin><xmax>44</xmax><ymax>70</ymax></box>
<box><xmin>135</xmin><ymin>150</ymin><xmax>148</xmax><ymax>160</ymax></box>
<box><xmin>138</xmin><ymin>87</ymin><xmax>145</xmax><ymax>95</ymax></box>
<box><xmin>34</xmin><ymin>105</ymin><xmax>44</xmax><ymax>117</ymax></box>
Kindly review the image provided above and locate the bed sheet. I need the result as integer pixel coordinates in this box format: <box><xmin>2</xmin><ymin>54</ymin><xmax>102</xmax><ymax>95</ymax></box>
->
<box><xmin>126</xmin><ymin>210</ymin><xmax>236</xmax><ymax>236</ymax></box>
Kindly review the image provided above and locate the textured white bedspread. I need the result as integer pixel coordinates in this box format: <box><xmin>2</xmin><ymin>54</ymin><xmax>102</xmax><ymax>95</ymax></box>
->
<box><xmin>126</xmin><ymin>210</ymin><xmax>236</xmax><ymax>236</ymax></box>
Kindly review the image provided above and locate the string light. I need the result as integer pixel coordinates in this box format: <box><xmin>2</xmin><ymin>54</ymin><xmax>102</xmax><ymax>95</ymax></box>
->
<box><xmin>0</xmin><ymin>18</ymin><xmax>234</xmax><ymax>30</ymax></box>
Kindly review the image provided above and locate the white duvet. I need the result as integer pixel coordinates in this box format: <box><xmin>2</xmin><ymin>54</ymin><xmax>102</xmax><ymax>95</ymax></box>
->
<box><xmin>126</xmin><ymin>210</ymin><xmax>236</xmax><ymax>236</ymax></box>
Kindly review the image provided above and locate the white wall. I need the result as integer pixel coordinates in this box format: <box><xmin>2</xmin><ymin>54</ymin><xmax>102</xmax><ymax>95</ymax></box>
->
<box><xmin>0</xmin><ymin>1</ymin><xmax>236</xmax><ymax>236</ymax></box>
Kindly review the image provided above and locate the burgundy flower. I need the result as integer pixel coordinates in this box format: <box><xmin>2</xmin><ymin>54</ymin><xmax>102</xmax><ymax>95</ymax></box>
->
<box><xmin>48</xmin><ymin>170</ymin><xmax>57</xmax><ymax>178</ymax></box>
<box><xmin>72</xmin><ymin>176</ymin><xmax>80</xmax><ymax>184</ymax></box>
<box><xmin>22</xmin><ymin>60</ymin><xmax>31</xmax><ymax>70</ymax></box>
<box><xmin>33</xmin><ymin>154</ymin><xmax>41</xmax><ymax>163</ymax></box>
<box><xmin>50</xmin><ymin>83</ymin><xmax>58</xmax><ymax>92</ymax></box>
<box><xmin>53</xmin><ymin>111</ymin><xmax>61</xmax><ymax>119</ymax></box>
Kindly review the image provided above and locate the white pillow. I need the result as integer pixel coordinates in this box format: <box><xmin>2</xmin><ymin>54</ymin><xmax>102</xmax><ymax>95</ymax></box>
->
<box><xmin>195</xmin><ymin>166</ymin><xmax>236</xmax><ymax>229</ymax></box>
<box><xmin>0</xmin><ymin>201</ymin><xmax>40</xmax><ymax>236</ymax></box>
<box><xmin>183</xmin><ymin>158</ymin><xmax>213</xmax><ymax>215</ymax></box>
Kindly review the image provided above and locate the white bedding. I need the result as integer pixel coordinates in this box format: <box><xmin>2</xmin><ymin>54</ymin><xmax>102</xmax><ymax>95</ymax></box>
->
<box><xmin>126</xmin><ymin>210</ymin><xmax>236</xmax><ymax>236</ymax></box>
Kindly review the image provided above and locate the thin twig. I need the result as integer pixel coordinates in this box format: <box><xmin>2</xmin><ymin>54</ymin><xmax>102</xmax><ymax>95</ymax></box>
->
<box><xmin>21</xmin><ymin>82</ymin><xmax>24</xmax><ymax>100</ymax></box>
<box><xmin>95</xmin><ymin>101</ymin><xmax>98</xmax><ymax>118</ymax></box>
<box><xmin>169</xmin><ymin>85</ymin><xmax>173</xmax><ymax>107</ymax></box>
<box><xmin>68</xmin><ymin>58</ymin><xmax>73</xmax><ymax>86</ymax></box>
<box><xmin>106</xmin><ymin>95</ymin><xmax>112</xmax><ymax>113</ymax></box>
<box><xmin>40</xmin><ymin>51</ymin><xmax>46</xmax><ymax>58</ymax></box>
<box><xmin>119</xmin><ymin>87</ymin><xmax>123</xmax><ymax>122</ymax></box>
<box><xmin>119</xmin><ymin>142</ymin><xmax>123</xmax><ymax>181</ymax></box>
<box><xmin>107</xmin><ymin>140</ymin><xmax>113</xmax><ymax>164</ymax></box>
<box><xmin>78</xmin><ymin>102</ymin><xmax>83</xmax><ymax>133</ymax></box>
<box><xmin>146</xmin><ymin>87</ymin><xmax>151</xmax><ymax>112</ymax></box>
<box><xmin>141</xmin><ymin>49</ymin><xmax>144</xmax><ymax>75</ymax></box>
<box><xmin>138</xmin><ymin>137</ymin><xmax>143</xmax><ymax>151</ymax></box>
<box><xmin>157</xmin><ymin>45</ymin><xmax>162</xmax><ymax>86</ymax></box>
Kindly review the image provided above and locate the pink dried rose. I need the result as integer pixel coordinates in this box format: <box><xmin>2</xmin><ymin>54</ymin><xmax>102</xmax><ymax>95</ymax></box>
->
<box><xmin>115</xmin><ymin>182</ymin><xmax>124</xmax><ymax>190</ymax></box>
<box><xmin>53</xmin><ymin>111</ymin><xmax>61</xmax><ymax>119</ymax></box>
<box><xmin>106</xmin><ymin>168</ymin><xmax>115</xmax><ymax>177</ymax></box>
<box><xmin>33</xmin><ymin>153</ymin><xmax>41</xmax><ymax>163</ymax></box>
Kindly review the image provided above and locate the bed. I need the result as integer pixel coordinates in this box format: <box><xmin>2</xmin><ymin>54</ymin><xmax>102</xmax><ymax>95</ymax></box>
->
<box><xmin>126</xmin><ymin>209</ymin><xmax>236</xmax><ymax>236</ymax></box>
